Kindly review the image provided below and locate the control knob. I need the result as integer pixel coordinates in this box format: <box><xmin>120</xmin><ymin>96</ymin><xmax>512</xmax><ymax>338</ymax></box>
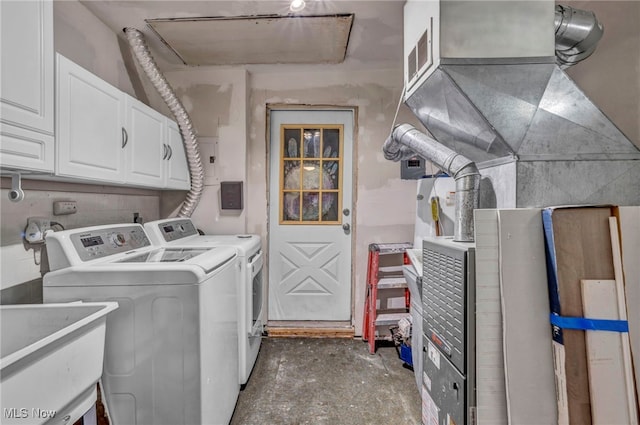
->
<box><xmin>110</xmin><ymin>233</ymin><xmax>127</xmax><ymax>247</ymax></box>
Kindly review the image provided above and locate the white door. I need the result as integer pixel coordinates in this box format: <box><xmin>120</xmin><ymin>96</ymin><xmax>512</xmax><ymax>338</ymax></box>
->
<box><xmin>268</xmin><ymin>109</ymin><xmax>353</xmax><ymax>321</ymax></box>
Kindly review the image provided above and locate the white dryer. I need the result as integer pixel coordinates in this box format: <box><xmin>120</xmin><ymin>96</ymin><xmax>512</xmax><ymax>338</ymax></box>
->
<box><xmin>144</xmin><ymin>218</ymin><xmax>263</xmax><ymax>385</ymax></box>
<box><xmin>43</xmin><ymin>224</ymin><xmax>240</xmax><ymax>425</ymax></box>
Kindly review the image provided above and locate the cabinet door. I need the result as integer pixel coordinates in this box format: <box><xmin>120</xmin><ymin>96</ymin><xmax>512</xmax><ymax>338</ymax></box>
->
<box><xmin>0</xmin><ymin>0</ymin><xmax>54</xmax><ymax>172</ymax></box>
<box><xmin>125</xmin><ymin>96</ymin><xmax>165</xmax><ymax>187</ymax></box>
<box><xmin>57</xmin><ymin>54</ymin><xmax>126</xmax><ymax>182</ymax></box>
<box><xmin>164</xmin><ymin>119</ymin><xmax>191</xmax><ymax>190</ymax></box>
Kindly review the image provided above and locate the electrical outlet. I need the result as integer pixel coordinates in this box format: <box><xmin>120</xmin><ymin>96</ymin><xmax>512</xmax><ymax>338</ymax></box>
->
<box><xmin>24</xmin><ymin>217</ymin><xmax>50</xmax><ymax>244</ymax></box>
<box><xmin>53</xmin><ymin>200</ymin><xmax>78</xmax><ymax>215</ymax></box>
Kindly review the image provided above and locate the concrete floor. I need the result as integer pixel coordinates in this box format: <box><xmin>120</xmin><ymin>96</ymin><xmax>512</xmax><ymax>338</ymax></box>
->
<box><xmin>230</xmin><ymin>338</ymin><xmax>421</xmax><ymax>425</ymax></box>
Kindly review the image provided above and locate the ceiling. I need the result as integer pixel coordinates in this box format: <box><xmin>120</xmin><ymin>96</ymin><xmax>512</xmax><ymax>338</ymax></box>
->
<box><xmin>147</xmin><ymin>14</ymin><xmax>354</xmax><ymax>66</ymax></box>
<box><xmin>80</xmin><ymin>0</ymin><xmax>405</xmax><ymax>71</ymax></box>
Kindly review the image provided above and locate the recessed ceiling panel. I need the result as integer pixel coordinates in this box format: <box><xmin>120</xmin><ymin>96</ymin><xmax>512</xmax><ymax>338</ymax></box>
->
<box><xmin>147</xmin><ymin>14</ymin><xmax>354</xmax><ymax>66</ymax></box>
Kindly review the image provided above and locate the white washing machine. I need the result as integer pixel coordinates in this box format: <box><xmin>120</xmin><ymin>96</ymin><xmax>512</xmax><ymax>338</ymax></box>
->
<box><xmin>43</xmin><ymin>224</ymin><xmax>240</xmax><ymax>425</ymax></box>
<box><xmin>144</xmin><ymin>218</ymin><xmax>263</xmax><ymax>386</ymax></box>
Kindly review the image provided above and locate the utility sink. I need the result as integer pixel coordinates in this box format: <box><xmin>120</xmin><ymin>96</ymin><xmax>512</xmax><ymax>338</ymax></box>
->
<box><xmin>1</xmin><ymin>302</ymin><xmax>118</xmax><ymax>425</ymax></box>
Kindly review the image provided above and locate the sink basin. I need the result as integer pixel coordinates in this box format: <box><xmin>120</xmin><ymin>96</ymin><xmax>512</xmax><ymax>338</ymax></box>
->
<box><xmin>1</xmin><ymin>302</ymin><xmax>118</xmax><ymax>425</ymax></box>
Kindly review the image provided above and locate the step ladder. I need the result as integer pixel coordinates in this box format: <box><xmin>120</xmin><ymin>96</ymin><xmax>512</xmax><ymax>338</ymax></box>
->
<box><xmin>362</xmin><ymin>242</ymin><xmax>413</xmax><ymax>354</ymax></box>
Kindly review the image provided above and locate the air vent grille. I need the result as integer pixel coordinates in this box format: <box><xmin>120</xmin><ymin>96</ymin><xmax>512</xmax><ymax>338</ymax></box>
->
<box><xmin>422</xmin><ymin>241</ymin><xmax>466</xmax><ymax>373</ymax></box>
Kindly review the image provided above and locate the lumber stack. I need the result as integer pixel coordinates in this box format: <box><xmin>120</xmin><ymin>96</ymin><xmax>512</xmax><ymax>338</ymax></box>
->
<box><xmin>542</xmin><ymin>206</ymin><xmax>639</xmax><ymax>425</ymax></box>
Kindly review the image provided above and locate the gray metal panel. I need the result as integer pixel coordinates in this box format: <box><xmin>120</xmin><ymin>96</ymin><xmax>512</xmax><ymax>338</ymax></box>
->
<box><xmin>538</xmin><ymin>67</ymin><xmax>635</xmax><ymax>146</ymax></box>
<box><xmin>518</xmin><ymin>108</ymin><xmax>640</xmax><ymax>157</ymax></box>
<box><xmin>422</xmin><ymin>238</ymin><xmax>475</xmax><ymax>374</ymax></box>
<box><xmin>406</xmin><ymin>68</ymin><xmax>513</xmax><ymax>163</ymax></box>
<box><xmin>443</xmin><ymin>63</ymin><xmax>555</xmax><ymax>154</ymax></box>
<box><xmin>423</xmin><ymin>338</ymin><xmax>475</xmax><ymax>425</ymax></box>
<box><xmin>440</xmin><ymin>1</ymin><xmax>555</xmax><ymax>59</ymax></box>
<box><xmin>515</xmin><ymin>160</ymin><xmax>640</xmax><ymax>207</ymax></box>
<box><xmin>405</xmin><ymin>63</ymin><xmax>640</xmax><ymax>163</ymax></box>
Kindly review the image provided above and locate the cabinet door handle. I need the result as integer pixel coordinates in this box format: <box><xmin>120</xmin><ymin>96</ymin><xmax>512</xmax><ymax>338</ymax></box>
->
<box><xmin>167</xmin><ymin>145</ymin><xmax>173</xmax><ymax>160</ymax></box>
<box><xmin>162</xmin><ymin>144</ymin><xmax>168</xmax><ymax>160</ymax></box>
<box><xmin>121</xmin><ymin>127</ymin><xmax>128</xmax><ymax>148</ymax></box>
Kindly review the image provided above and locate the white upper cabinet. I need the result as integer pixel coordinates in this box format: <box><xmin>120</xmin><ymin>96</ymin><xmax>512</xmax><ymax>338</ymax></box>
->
<box><xmin>164</xmin><ymin>119</ymin><xmax>191</xmax><ymax>190</ymax></box>
<box><xmin>55</xmin><ymin>54</ymin><xmax>191</xmax><ymax>190</ymax></box>
<box><xmin>125</xmin><ymin>95</ymin><xmax>165</xmax><ymax>188</ymax></box>
<box><xmin>56</xmin><ymin>54</ymin><xmax>126</xmax><ymax>183</ymax></box>
<box><xmin>0</xmin><ymin>0</ymin><xmax>54</xmax><ymax>172</ymax></box>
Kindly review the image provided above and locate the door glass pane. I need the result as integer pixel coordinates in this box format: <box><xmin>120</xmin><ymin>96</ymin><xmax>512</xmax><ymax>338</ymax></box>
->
<box><xmin>322</xmin><ymin>192</ymin><xmax>339</xmax><ymax>221</ymax></box>
<box><xmin>302</xmin><ymin>192</ymin><xmax>319</xmax><ymax>221</ymax></box>
<box><xmin>322</xmin><ymin>129</ymin><xmax>340</xmax><ymax>158</ymax></box>
<box><xmin>283</xmin><ymin>160</ymin><xmax>300</xmax><ymax>190</ymax></box>
<box><xmin>283</xmin><ymin>192</ymin><xmax>300</xmax><ymax>221</ymax></box>
<box><xmin>302</xmin><ymin>161</ymin><xmax>320</xmax><ymax>190</ymax></box>
<box><xmin>284</xmin><ymin>129</ymin><xmax>300</xmax><ymax>158</ymax></box>
<box><xmin>280</xmin><ymin>124</ymin><xmax>343</xmax><ymax>225</ymax></box>
<box><xmin>303</xmin><ymin>129</ymin><xmax>320</xmax><ymax>158</ymax></box>
<box><xmin>323</xmin><ymin>160</ymin><xmax>339</xmax><ymax>189</ymax></box>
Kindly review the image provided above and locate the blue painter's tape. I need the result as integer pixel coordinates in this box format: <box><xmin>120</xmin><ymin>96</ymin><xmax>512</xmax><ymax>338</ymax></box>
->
<box><xmin>550</xmin><ymin>313</ymin><xmax>629</xmax><ymax>333</ymax></box>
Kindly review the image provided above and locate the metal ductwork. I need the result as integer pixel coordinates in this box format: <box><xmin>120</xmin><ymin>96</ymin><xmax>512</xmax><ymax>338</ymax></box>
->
<box><xmin>124</xmin><ymin>28</ymin><xmax>204</xmax><ymax>218</ymax></box>
<box><xmin>554</xmin><ymin>4</ymin><xmax>604</xmax><ymax>69</ymax></box>
<box><xmin>384</xmin><ymin>124</ymin><xmax>480</xmax><ymax>242</ymax></box>
<box><xmin>395</xmin><ymin>1</ymin><xmax>640</xmax><ymax>219</ymax></box>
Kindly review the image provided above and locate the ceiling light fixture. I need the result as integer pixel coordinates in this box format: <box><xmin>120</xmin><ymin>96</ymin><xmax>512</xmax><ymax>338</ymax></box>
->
<box><xmin>290</xmin><ymin>0</ymin><xmax>306</xmax><ymax>13</ymax></box>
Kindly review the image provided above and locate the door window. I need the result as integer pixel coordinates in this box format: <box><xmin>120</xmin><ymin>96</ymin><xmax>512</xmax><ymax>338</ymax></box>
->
<box><xmin>280</xmin><ymin>125</ymin><xmax>343</xmax><ymax>224</ymax></box>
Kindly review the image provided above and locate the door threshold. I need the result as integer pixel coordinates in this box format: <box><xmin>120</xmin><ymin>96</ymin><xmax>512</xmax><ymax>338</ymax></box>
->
<box><xmin>267</xmin><ymin>321</ymin><xmax>354</xmax><ymax>338</ymax></box>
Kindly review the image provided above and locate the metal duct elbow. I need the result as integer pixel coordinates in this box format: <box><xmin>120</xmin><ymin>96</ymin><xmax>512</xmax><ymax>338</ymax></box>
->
<box><xmin>124</xmin><ymin>28</ymin><xmax>204</xmax><ymax>218</ymax></box>
<box><xmin>383</xmin><ymin>129</ymin><xmax>416</xmax><ymax>162</ymax></box>
<box><xmin>554</xmin><ymin>4</ymin><xmax>604</xmax><ymax>69</ymax></box>
<box><xmin>383</xmin><ymin>124</ymin><xmax>480</xmax><ymax>242</ymax></box>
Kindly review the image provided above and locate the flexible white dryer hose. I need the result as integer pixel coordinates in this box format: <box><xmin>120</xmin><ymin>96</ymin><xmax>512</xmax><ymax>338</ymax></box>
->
<box><xmin>124</xmin><ymin>27</ymin><xmax>204</xmax><ymax>218</ymax></box>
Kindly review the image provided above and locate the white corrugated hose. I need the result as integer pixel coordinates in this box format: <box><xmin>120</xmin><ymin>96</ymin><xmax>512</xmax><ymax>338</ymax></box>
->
<box><xmin>124</xmin><ymin>27</ymin><xmax>204</xmax><ymax>218</ymax></box>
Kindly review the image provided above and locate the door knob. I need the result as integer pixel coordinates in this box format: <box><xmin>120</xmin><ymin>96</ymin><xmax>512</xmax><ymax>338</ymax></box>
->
<box><xmin>343</xmin><ymin>208</ymin><xmax>350</xmax><ymax>216</ymax></box>
<box><xmin>342</xmin><ymin>223</ymin><xmax>350</xmax><ymax>234</ymax></box>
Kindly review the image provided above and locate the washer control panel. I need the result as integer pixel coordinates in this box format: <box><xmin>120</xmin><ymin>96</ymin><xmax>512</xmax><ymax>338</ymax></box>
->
<box><xmin>156</xmin><ymin>219</ymin><xmax>198</xmax><ymax>242</ymax></box>
<box><xmin>70</xmin><ymin>225</ymin><xmax>151</xmax><ymax>261</ymax></box>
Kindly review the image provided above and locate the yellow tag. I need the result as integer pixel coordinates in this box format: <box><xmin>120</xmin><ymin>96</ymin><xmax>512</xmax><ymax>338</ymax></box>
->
<box><xmin>430</xmin><ymin>197</ymin><xmax>440</xmax><ymax>222</ymax></box>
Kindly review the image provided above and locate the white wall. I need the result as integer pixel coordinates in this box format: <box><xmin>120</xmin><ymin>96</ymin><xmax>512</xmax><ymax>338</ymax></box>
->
<box><xmin>563</xmin><ymin>1</ymin><xmax>640</xmax><ymax>147</ymax></box>
<box><xmin>54</xmin><ymin>0</ymin><xmax>136</xmax><ymax>98</ymax></box>
<box><xmin>160</xmin><ymin>68</ymin><xmax>250</xmax><ymax>234</ymax></box>
<box><xmin>0</xmin><ymin>181</ymin><xmax>159</xmax><ymax>290</ymax></box>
